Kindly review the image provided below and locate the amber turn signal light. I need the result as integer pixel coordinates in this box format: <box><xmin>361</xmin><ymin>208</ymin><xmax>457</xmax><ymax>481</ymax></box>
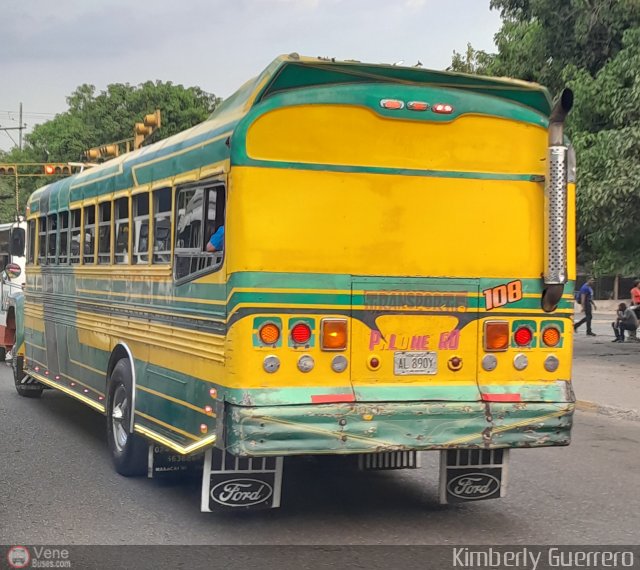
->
<box><xmin>321</xmin><ymin>319</ymin><xmax>348</xmax><ymax>351</ymax></box>
<box><xmin>259</xmin><ymin>323</ymin><xmax>280</xmax><ymax>345</ymax></box>
<box><xmin>542</xmin><ymin>326</ymin><xmax>561</xmax><ymax>347</ymax></box>
<box><xmin>484</xmin><ymin>321</ymin><xmax>509</xmax><ymax>352</ymax></box>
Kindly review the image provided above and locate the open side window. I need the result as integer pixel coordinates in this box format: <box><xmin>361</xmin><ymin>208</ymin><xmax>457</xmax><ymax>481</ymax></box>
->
<box><xmin>59</xmin><ymin>211</ymin><xmax>69</xmax><ymax>264</ymax></box>
<box><xmin>174</xmin><ymin>183</ymin><xmax>225</xmax><ymax>283</ymax></box>
<box><xmin>115</xmin><ymin>197</ymin><xmax>129</xmax><ymax>265</ymax></box>
<box><xmin>133</xmin><ymin>193</ymin><xmax>149</xmax><ymax>264</ymax></box>
<box><xmin>70</xmin><ymin>209</ymin><xmax>81</xmax><ymax>264</ymax></box>
<box><xmin>83</xmin><ymin>205</ymin><xmax>96</xmax><ymax>264</ymax></box>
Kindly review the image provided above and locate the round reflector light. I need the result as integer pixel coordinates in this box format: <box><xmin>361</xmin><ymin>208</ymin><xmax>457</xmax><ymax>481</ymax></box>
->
<box><xmin>291</xmin><ymin>322</ymin><xmax>312</xmax><ymax>344</ymax></box>
<box><xmin>259</xmin><ymin>323</ymin><xmax>280</xmax><ymax>345</ymax></box>
<box><xmin>514</xmin><ymin>327</ymin><xmax>533</xmax><ymax>346</ymax></box>
<box><xmin>542</xmin><ymin>327</ymin><xmax>561</xmax><ymax>347</ymax></box>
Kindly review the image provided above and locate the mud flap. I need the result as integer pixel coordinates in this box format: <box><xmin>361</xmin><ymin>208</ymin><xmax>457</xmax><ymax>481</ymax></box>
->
<box><xmin>439</xmin><ymin>449</ymin><xmax>509</xmax><ymax>504</ymax></box>
<box><xmin>147</xmin><ymin>445</ymin><xmax>203</xmax><ymax>478</ymax></box>
<box><xmin>201</xmin><ymin>449</ymin><xmax>283</xmax><ymax>511</ymax></box>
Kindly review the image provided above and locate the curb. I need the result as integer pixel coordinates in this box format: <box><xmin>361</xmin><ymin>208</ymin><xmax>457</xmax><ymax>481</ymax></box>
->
<box><xmin>576</xmin><ymin>399</ymin><xmax>640</xmax><ymax>422</ymax></box>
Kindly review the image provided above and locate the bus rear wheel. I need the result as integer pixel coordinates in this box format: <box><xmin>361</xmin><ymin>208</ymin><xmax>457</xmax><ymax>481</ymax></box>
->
<box><xmin>13</xmin><ymin>354</ymin><xmax>43</xmax><ymax>398</ymax></box>
<box><xmin>106</xmin><ymin>359</ymin><xmax>147</xmax><ymax>476</ymax></box>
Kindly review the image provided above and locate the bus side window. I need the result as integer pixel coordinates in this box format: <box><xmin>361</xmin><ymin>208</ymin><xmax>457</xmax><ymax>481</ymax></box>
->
<box><xmin>174</xmin><ymin>184</ymin><xmax>225</xmax><ymax>282</ymax></box>
<box><xmin>38</xmin><ymin>216</ymin><xmax>47</xmax><ymax>265</ymax></box>
<box><xmin>153</xmin><ymin>188</ymin><xmax>171</xmax><ymax>264</ymax></box>
<box><xmin>115</xmin><ymin>197</ymin><xmax>129</xmax><ymax>265</ymax></box>
<box><xmin>70</xmin><ymin>209</ymin><xmax>81</xmax><ymax>264</ymax></box>
<box><xmin>59</xmin><ymin>212</ymin><xmax>69</xmax><ymax>265</ymax></box>
<box><xmin>27</xmin><ymin>220</ymin><xmax>35</xmax><ymax>264</ymax></box>
<box><xmin>83</xmin><ymin>205</ymin><xmax>96</xmax><ymax>264</ymax></box>
<box><xmin>47</xmin><ymin>214</ymin><xmax>57</xmax><ymax>263</ymax></box>
<box><xmin>98</xmin><ymin>201</ymin><xmax>112</xmax><ymax>264</ymax></box>
<box><xmin>133</xmin><ymin>193</ymin><xmax>149</xmax><ymax>264</ymax></box>
<box><xmin>205</xmin><ymin>187</ymin><xmax>225</xmax><ymax>253</ymax></box>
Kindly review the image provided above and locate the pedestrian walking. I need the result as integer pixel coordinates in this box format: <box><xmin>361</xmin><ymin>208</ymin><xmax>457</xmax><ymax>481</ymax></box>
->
<box><xmin>574</xmin><ymin>277</ymin><xmax>597</xmax><ymax>336</ymax></box>
<box><xmin>611</xmin><ymin>302</ymin><xmax>639</xmax><ymax>342</ymax></box>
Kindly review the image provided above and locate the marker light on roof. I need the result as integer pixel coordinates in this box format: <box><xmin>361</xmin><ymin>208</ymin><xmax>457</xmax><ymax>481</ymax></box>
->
<box><xmin>380</xmin><ymin>99</ymin><xmax>405</xmax><ymax>110</ymax></box>
<box><xmin>407</xmin><ymin>101</ymin><xmax>429</xmax><ymax>111</ymax></box>
<box><xmin>432</xmin><ymin>103</ymin><xmax>454</xmax><ymax>114</ymax></box>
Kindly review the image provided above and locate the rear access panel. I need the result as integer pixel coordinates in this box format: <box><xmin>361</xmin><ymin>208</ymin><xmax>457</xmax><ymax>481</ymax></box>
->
<box><xmin>350</xmin><ymin>278</ymin><xmax>481</xmax><ymax>402</ymax></box>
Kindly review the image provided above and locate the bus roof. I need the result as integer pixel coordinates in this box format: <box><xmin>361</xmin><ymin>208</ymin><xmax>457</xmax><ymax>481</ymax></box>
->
<box><xmin>28</xmin><ymin>54</ymin><xmax>553</xmax><ymax>212</ymax></box>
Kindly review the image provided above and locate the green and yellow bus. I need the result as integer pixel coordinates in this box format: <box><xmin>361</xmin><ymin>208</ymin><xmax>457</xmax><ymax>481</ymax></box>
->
<box><xmin>13</xmin><ymin>54</ymin><xmax>576</xmax><ymax>510</ymax></box>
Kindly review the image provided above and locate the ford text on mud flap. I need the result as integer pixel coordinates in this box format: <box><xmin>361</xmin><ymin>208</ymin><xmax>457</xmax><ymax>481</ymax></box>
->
<box><xmin>439</xmin><ymin>449</ymin><xmax>509</xmax><ymax>504</ymax></box>
<box><xmin>201</xmin><ymin>449</ymin><xmax>283</xmax><ymax>511</ymax></box>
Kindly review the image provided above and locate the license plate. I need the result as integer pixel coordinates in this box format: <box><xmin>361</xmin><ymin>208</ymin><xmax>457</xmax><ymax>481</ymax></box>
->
<box><xmin>394</xmin><ymin>351</ymin><xmax>437</xmax><ymax>376</ymax></box>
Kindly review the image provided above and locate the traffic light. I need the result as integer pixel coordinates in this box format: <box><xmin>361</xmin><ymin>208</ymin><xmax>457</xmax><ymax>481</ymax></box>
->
<box><xmin>0</xmin><ymin>164</ymin><xmax>16</xmax><ymax>176</ymax></box>
<box><xmin>85</xmin><ymin>148</ymin><xmax>101</xmax><ymax>161</ymax></box>
<box><xmin>44</xmin><ymin>164</ymin><xmax>72</xmax><ymax>176</ymax></box>
<box><xmin>84</xmin><ymin>144</ymin><xmax>119</xmax><ymax>162</ymax></box>
<box><xmin>134</xmin><ymin>109</ymin><xmax>161</xmax><ymax>149</ymax></box>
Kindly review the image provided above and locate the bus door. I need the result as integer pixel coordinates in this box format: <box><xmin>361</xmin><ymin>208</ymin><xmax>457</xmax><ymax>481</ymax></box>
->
<box><xmin>350</xmin><ymin>278</ymin><xmax>482</xmax><ymax>402</ymax></box>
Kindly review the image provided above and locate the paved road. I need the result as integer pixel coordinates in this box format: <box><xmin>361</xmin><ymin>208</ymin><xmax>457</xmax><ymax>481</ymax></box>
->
<box><xmin>1</xmin><ymin>362</ymin><xmax>639</xmax><ymax>546</ymax></box>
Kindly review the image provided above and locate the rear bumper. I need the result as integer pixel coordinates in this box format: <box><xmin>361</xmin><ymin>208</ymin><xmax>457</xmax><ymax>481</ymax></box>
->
<box><xmin>225</xmin><ymin>401</ymin><xmax>574</xmax><ymax>456</ymax></box>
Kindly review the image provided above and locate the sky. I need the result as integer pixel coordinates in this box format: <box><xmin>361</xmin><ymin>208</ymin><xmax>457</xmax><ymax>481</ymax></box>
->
<box><xmin>0</xmin><ymin>0</ymin><xmax>502</xmax><ymax>151</ymax></box>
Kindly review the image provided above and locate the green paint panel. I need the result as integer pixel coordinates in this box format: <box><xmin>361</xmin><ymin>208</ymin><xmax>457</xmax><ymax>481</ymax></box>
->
<box><xmin>254</xmin><ymin>58</ymin><xmax>552</xmax><ymax>115</ymax></box>
<box><xmin>225</xmin><ymin>400</ymin><xmax>573</xmax><ymax>456</ymax></box>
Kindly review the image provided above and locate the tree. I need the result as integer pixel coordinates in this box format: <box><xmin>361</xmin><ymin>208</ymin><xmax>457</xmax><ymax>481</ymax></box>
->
<box><xmin>448</xmin><ymin>43</ymin><xmax>494</xmax><ymax>74</ymax></box>
<box><xmin>1</xmin><ymin>81</ymin><xmax>220</xmax><ymax>223</ymax></box>
<box><xmin>566</xmin><ymin>28</ymin><xmax>640</xmax><ymax>274</ymax></box>
<box><xmin>24</xmin><ymin>81</ymin><xmax>220</xmax><ymax>164</ymax></box>
<box><xmin>470</xmin><ymin>0</ymin><xmax>640</xmax><ymax>95</ymax></box>
<box><xmin>450</xmin><ymin>1</ymin><xmax>640</xmax><ymax>273</ymax></box>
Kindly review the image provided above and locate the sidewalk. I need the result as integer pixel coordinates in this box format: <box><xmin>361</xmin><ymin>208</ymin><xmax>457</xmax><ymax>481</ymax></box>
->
<box><xmin>572</xmin><ymin>309</ymin><xmax>640</xmax><ymax>421</ymax></box>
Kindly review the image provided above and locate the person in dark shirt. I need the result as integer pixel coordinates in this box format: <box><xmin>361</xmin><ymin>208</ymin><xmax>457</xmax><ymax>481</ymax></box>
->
<box><xmin>574</xmin><ymin>277</ymin><xmax>597</xmax><ymax>336</ymax></box>
<box><xmin>611</xmin><ymin>303</ymin><xmax>639</xmax><ymax>342</ymax></box>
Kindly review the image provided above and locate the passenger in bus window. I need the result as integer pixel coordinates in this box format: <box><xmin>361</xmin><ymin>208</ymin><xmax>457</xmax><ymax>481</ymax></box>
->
<box><xmin>206</xmin><ymin>225</ymin><xmax>224</xmax><ymax>253</ymax></box>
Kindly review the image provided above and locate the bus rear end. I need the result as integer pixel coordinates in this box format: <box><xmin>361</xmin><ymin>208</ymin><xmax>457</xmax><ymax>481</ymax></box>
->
<box><xmin>207</xmin><ymin>75</ymin><xmax>575</xmax><ymax>509</ymax></box>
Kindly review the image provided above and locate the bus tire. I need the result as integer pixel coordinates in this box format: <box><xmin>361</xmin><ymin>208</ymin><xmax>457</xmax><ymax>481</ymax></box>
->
<box><xmin>13</xmin><ymin>354</ymin><xmax>43</xmax><ymax>398</ymax></box>
<box><xmin>106</xmin><ymin>359</ymin><xmax>147</xmax><ymax>477</ymax></box>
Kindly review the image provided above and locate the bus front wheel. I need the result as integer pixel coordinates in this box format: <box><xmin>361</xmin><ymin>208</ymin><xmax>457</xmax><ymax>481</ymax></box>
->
<box><xmin>13</xmin><ymin>354</ymin><xmax>43</xmax><ymax>398</ymax></box>
<box><xmin>106</xmin><ymin>359</ymin><xmax>147</xmax><ymax>476</ymax></box>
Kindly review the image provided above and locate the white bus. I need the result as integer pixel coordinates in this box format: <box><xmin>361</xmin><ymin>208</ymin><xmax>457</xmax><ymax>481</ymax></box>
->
<box><xmin>0</xmin><ymin>219</ymin><xmax>26</xmax><ymax>359</ymax></box>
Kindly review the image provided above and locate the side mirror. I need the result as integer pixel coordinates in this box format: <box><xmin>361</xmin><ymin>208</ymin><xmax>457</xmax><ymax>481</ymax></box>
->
<box><xmin>5</xmin><ymin>263</ymin><xmax>21</xmax><ymax>280</ymax></box>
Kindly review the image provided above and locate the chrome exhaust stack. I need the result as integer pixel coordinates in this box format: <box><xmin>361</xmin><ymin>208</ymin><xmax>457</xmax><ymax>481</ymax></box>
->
<box><xmin>542</xmin><ymin>88</ymin><xmax>573</xmax><ymax>312</ymax></box>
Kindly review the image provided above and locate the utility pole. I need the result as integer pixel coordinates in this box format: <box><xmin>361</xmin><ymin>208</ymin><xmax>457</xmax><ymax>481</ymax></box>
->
<box><xmin>0</xmin><ymin>103</ymin><xmax>26</xmax><ymax>150</ymax></box>
<box><xmin>19</xmin><ymin>103</ymin><xmax>23</xmax><ymax>150</ymax></box>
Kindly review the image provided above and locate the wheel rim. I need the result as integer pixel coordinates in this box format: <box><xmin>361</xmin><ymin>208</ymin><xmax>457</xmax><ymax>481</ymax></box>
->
<box><xmin>111</xmin><ymin>384</ymin><xmax>130</xmax><ymax>452</ymax></box>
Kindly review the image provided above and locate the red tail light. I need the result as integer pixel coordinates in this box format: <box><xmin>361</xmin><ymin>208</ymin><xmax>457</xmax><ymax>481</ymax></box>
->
<box><xmin>514</xmin><ymin>326</ymin><xmax>533</xmax><ymax>347</ymax></box>
<box><xmin>380</xmin><ymin>99</ymin><xmax>404</xmax><ymax>110</ymax></box>
<box><xmin>291</xmin><ymin>322</ymin><xmax>312</xmax><ymax>344</ymax></box>
<box><xmin>407</xmin><ymin>101</ymin><xmax>429</xmax><ymax>111</ymax></box>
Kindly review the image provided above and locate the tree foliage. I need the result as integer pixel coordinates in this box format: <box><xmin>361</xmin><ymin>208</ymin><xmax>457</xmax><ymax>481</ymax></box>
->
<box><xmin>451</xmin><ymin>0</ymin><xmax>640</xmax><ymax>274</ymax></box>
<box><xmin>0</xmin><ymin>81</ymin><xmax>220</xmax><ymax>223</ymax></box>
